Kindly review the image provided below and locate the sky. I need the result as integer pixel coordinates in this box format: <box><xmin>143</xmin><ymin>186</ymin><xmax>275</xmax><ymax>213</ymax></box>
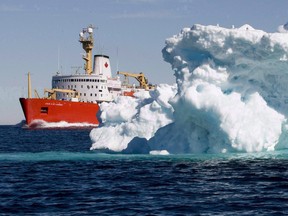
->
<box><xmin>0</xmin><ymin>0</ymin><xmax>288</xmax><ymax>125</ymax></box>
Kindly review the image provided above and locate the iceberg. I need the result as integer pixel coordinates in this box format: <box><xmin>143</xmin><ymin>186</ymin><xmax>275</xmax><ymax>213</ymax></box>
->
<box><xmin>90</xmin><ymin>23</ymin><xmax>288</xmax><ymax>154</ymax></box>
<box><xmin>90</xmin><ymin>84</ymin><xmax>177</xmax><ymax>152</ymax></box>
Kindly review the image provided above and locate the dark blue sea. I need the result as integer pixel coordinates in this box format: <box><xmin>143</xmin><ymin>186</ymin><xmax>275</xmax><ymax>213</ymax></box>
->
<box><xmin>1</xmin><ymin>125</ymin><xmax>288</xmax><ymax>215</ymax></box>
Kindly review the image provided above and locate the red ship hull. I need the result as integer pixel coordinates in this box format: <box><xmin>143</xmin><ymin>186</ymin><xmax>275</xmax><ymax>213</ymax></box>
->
<box><xmin>19</xmin><ymin>98</ymin><xmax>100</xmax><ymax>126</ymax></box>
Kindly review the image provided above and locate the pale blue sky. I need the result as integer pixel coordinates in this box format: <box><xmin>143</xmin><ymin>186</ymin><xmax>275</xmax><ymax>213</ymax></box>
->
<box><xmin>1</xmin><ymin>0</ymin><xmax>287</xmax><ymax>124</ymax></box>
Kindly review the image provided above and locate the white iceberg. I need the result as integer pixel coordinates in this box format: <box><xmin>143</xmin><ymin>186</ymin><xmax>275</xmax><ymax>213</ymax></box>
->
<box><xmin>91</xmin><ymin>24</ymin><xmax>288</xmax><ymax>154</ymax></box>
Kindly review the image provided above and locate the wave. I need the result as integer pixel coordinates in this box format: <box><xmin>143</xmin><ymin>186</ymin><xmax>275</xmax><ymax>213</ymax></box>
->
<box><xmin>1</xmin><ymin>150</ymin><xmax>288</xmax><ymax>162</ymax></box>
<box><xmin>0</xmin><ymin>151</ymin><xmax>105</xmax><ymax>162</ymax></box>
<box><xmin>23</xmin><ymin>120</ymin><xmax>98</xmax><ymax>129</ymax></box>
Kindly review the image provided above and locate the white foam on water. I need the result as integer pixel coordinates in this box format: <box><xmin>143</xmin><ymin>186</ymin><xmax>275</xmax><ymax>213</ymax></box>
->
<box><xmin>27</xmin><ymin>120</ymin><xmax>98</xmax><ymax>128</ymax></box>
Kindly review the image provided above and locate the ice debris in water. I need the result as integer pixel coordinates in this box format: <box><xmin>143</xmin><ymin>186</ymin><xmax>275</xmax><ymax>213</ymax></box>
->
<box><xmin>90</xmin><ymin>23</ymin><xmax>288</xmax><ymax>154</ymax></box>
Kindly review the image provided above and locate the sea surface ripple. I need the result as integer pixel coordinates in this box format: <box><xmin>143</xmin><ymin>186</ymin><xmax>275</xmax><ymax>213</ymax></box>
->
<box><xmin>0</xmin><ymin>125</ymin><xmax>288</xmax><ymax>215</ymax></box>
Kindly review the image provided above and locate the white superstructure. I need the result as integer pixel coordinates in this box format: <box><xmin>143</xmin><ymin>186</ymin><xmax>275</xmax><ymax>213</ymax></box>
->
<box><xmin>52</xmin><ymin>55</ymin><xmax>123</xmax><ymax>103</ymax></box>
<box><xmin>51</xmin><ymin>25</ymin><xmax>127</xmax><ymax>103</ymax></box>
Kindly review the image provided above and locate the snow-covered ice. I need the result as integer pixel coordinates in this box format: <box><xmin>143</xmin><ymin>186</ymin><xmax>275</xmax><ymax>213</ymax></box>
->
<box><xmin>90</xmin><ymin>23</ymin><xmax>288</xmax><ymax>154</ymax></box>
<box><xmin>90</xmin><ymin>84</ymin><xmax>177</xmax><ymax>152</ymax></box>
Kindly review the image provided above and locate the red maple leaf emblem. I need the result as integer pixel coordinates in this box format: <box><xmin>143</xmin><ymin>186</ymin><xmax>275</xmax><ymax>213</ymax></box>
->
<box><xmin>104</xmin><ymin>62</ymin><xmax>109</xmax><ymax>68</ymax></box>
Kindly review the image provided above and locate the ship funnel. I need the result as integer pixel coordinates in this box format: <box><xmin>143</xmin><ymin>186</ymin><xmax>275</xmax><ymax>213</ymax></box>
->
<box><xmin>93</xmin><ymin>55</ymin><xmax>112</xmax><ymax>77</ymax></box>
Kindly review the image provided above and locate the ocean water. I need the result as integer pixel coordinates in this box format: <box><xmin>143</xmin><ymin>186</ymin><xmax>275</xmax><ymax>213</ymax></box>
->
<box><xmin>1</xmin><ymin>125</ymin><xmax>288</xmax><ymax>215</ymax></box>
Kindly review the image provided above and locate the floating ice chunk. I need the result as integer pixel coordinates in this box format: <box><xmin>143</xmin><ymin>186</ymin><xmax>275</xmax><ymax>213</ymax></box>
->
<box><xmin>90</xmin><ymin>84</ymin><xmax>177</xmax><ymax>152</ymax></box>
<box><xmin>149</xmin><ymin>150</ymin><xmax>170</xmax><ymax>155</ymax></box>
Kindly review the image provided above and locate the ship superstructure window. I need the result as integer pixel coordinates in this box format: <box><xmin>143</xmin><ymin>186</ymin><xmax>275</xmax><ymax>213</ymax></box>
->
<box><xmin>41</xmin><ymin>107</ymin><xmax>48</xmax><ymax>114</ymax></box>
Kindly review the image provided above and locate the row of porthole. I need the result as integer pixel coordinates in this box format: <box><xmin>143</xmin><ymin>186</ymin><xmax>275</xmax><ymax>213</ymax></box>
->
<box><xmin>54</xmin><ymin>79</ymin><xmax>106</xmax><ymax>83</ymax></box>
<box><xmin>58</xmin><ymin>93</ymin><xmax>104</xmax><ymax>98</ymax></box>
<box><xmin>64</xmin><ymin>85</ymin><xmax>106</xmax><ymax>89</ymax></box>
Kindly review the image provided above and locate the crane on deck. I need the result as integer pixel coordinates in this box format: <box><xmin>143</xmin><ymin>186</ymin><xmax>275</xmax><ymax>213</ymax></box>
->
<box><xmin>44</xmin><ymin>88</ymin><xmax>79</xmax><ymax>100</ymax></box>
<box><xmin>117</xmin><ymin>71</ymin><xmax>155</xmax><ymax>90</ymax></box>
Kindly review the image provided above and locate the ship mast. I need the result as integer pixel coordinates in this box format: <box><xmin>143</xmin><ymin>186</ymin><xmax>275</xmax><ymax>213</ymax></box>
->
<box><xmin>28</xmin><ymin>72</ymin><xmax>32</xmax><ymax>98</ymax></box>
<box><xmin>79</xmin><ymin>25</ymin><xmax>94</xmax><ymax>75</ymax></box>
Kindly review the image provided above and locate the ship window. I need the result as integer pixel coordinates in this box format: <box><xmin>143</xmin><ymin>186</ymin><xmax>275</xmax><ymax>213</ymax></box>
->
<box><xmin>41</xmin><ymin>107</ymin><xmax>48</xmax><ymax>114</ymax></box>
<box><xmin>90</xmin><ymin>93</ymin><xmax>92</xmax><ymax>96</ymax></box>
<box><xmin>81</xmin><ymin>85</ymin><xmax>83</xmax><ymax>88</ymax></box>
<box><xmin>84</xmin><ymin>93</ymin><xmax>86</xmax><ymax>96</ymax></box>
<box><xmin>80</xmin><ymin>93</ymin><xmax>82</xmax><ymax>96</ymax></box>
<box><xmin>95</xmin><ymin>94</ymin><xmax>97</xmax><ymax>96</ymax></box>
<box><xmin>91</xmin><ymin>86</ymin><xmax>93</xmax><ymax>88</ymax></box>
